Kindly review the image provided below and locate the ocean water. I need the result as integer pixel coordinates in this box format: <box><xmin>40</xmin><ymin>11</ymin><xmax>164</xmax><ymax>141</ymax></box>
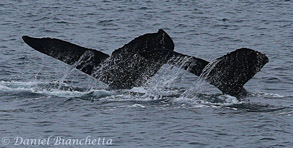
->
<box><xmin>0</xmin><ymin>0</ymin><xmax>292</xmax><ymax>147</ymax></box>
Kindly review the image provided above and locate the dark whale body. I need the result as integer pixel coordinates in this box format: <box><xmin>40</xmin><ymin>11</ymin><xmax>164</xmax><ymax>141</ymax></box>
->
<box><xmin>22</xmin><ymin>29</ymin><xmax>269</xmax><ymax>97</ymax></box>
<box><xmin>140</xmin><ymin>48</ymin><xmax>269</xmax><ymax>97</ymax></box>
<box><xmin>22</xmin><ymin>29</ymin><xmax>174</xmax><ymax>89</ymax></box>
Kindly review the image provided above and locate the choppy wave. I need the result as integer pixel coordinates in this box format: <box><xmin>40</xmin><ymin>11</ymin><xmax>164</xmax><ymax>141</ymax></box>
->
<box><xmin>0</xmin><ymin>78</ymin><xmax>290</xmax><ymax>113</ymax></box>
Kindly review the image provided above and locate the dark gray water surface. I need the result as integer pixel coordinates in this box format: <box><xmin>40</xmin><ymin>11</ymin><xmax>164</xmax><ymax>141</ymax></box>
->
<box><xmin>0</xmin><ymin>0</ymin><xmax>292</xmax><ymax>147</ymax></box>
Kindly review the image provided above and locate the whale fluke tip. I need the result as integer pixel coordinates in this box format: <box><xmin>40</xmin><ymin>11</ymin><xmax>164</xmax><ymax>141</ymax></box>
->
<box><xmin>22</xmin><ymin>36</ymin><xmax>33</xmax><ymax>44</ymax></box>
<box><xmin>22</xmin><ymin>35</ymin><xmax>28</xmax><ymax>41</ymax></box>
<box><xmin>158</xmin><ymin>29</ymin><xmax>166</xmax><ymax>34</ymax></box>
<box><xmin>22</xmin><ymin>35</ymin><xmax>30</xmax><ymax>40</ymax></box>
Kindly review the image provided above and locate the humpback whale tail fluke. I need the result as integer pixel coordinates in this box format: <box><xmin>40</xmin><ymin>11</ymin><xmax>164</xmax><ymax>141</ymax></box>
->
<box><xmin>139</xmin><ymin>48</ymin><xmax>269</xmax><ymax>97</ymax></box>
<box><xmin>22</xmin><ymin>29</ymin><xmax>175</xmax><ymax>89</ymax></box>
<box><xmin>22</xmin><ymin>30</ymin><xmax>269</xmax><ymax>97</ymax></box>
<box><xmin>199</xmin><ymin>48</ymin><xmax>268</xmax><ymax>97</ymax></box>
<box><xmin>22</xmin><ymin>36</ymin><xmax>110</xmax><ymax>75</ymax></box>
